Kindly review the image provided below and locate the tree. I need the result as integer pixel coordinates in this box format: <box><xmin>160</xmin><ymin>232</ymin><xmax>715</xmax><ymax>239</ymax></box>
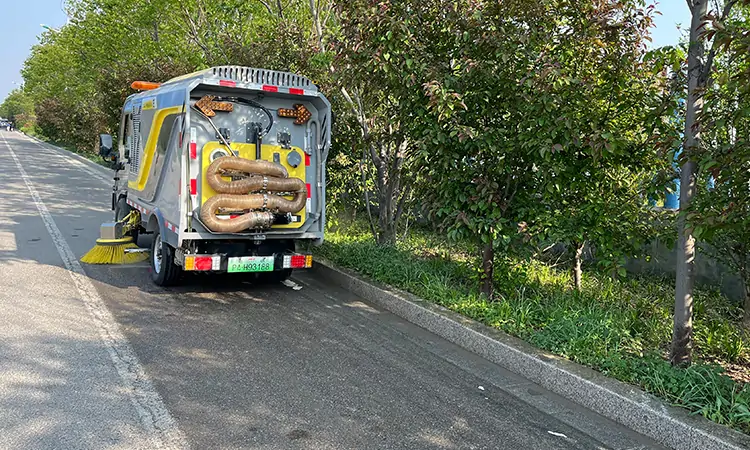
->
<box><xmin>0</xmin><ymin>88</ymin><xmax>35</xmax><ymax>130</ymax></box>
<box><xmin>21</xmin><ymin>0</ymin><xmax>328</xmax><ymax>151</ymax></box>
<box><xmin>671</xmin><ymin>0</ymin><xmax>745</xmax><ymax>367</ymax></box>
<box><xmin>413</xmin><ymin>0</ymin><xmax>555</xmax><ymax>297</ymax></box>
<box><xmin>691</xmin><ymin>4</ymin><xmax>750</xmax><ymax>325</ymax></box>
<box><xmin>526</xmin><ymin>0</ymin><xmax>674</xmax><ymax>290</ymax></box>
<box><xmin>333</xmin><ymin>0</ymin><xmax>428</xmax><ymax>245</ymax></box>
<box><xmin>416</xmin><ymin>0</ymin><xmax>672</xmax><ymax>296</ymax></box>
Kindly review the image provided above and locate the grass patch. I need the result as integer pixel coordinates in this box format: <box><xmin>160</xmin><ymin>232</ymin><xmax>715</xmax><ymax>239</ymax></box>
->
<box><xmin>315</xmin><ymin>221</ymin><xmax>750</xmax><ymax>434</ymax></box>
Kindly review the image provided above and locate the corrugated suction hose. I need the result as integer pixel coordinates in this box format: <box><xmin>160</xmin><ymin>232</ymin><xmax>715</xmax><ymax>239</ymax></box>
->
<box><xmin>199</xmin><ymin>156</ymin><xmax>306</xmax><ymax>233</ymax></box>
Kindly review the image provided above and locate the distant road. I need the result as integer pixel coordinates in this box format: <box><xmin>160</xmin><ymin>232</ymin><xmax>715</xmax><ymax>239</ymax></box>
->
<box><xmin>0</xmin><ymin>130</ymin><xmax>662</xmax><ymax>449</ymax></box>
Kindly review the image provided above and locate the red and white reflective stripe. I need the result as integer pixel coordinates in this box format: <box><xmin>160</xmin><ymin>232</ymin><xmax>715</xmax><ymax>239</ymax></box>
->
<box><xmin>164</xmin><ymin>219</ymin><xmax>178</xmax><ymax>233</ymax></box>
<box><xmin>189</xmin><ymin>127</ymin><xmax>197</xmax><ymax>160</ymax></box>
<box><xmin>305</xmin><ymin>153</ymin><xmax>310</xmax><ymax>166</ymax></box>
<box><xmin>209</xmin><ymin>79</ymin><xmax>315</xmax><ymax>96</ymax></box>
<box><xmin>126</xmin><ymin>199</ymin><xmax>150</xmax><ymax>216</ymax></box>
<box><xmin>190</xmin><ymin>179</ymin><xmax>197</xmax><ymax>195</ymax></box>
<box><xmin>305</xmin><ymin>183</ymin><xmax>312</xmax><ymax>213</ymax></box>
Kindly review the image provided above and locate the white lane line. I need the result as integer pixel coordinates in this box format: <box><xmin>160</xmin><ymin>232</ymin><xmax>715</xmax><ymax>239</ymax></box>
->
<box><xmin>1</xmin><ymin>133</ymin><xmax>189</xmax><ymax>450</ymax></box>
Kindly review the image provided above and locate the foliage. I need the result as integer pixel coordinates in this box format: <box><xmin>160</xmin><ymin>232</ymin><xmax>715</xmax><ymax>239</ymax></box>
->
<box><xmin>403</xmin><ymin>0</ymin><xmax>677</xmax><ymax>294</ymax></box>
<box><xmin>691</xmin><ymin>5</ymin><xmax>750</xmax><ymax>324</ymax></box>
<box><xmin>413</xmin><ymin>0</ymin><xmax>546</xmax><ymax>296</ymax></box>
<box><xmin>332</xmin><ymin>0</ymin><xmax>428</xmax><ymax>245</ymax></box>
<box><xmin>20</xmin><ymin>0</ymin><xmax>330</xmax><ymax>151</ymax></box>
<box><xmin>0</xmin><ymin>88</ymin><xmax>35</xmax><ymax>130</ymax></box>
<box><xmin>526</xmin><ymin>2</ymin><xmax>679</xmax><ymax>287</ymax></box>
<box><xmin>317</xmin><ymin>222</ymin><xmax>750</xmax><ymax>433</ymax></box>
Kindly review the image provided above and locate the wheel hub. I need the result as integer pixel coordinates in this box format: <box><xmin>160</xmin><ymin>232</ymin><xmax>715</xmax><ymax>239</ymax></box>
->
<box><xmin>153</xmin><ymin>234</ymin><xmax>163</xmax><ymax>274</ymax></box>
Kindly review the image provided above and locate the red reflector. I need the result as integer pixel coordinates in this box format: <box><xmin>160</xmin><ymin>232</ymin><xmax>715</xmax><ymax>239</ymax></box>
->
<box><xmin>190</xmin><ymin>179</ymin><xmax>197</xmax><ymax>195</ymax></box>
<box><xmin>262</xmin><ymin>85</ymin><xmax>278</xmax><ymax>92</ymax></box>
<box><xmin>291</xmin><ymin>255</ymin><xmax>306</xmax><ymax>269</ymax></box>
<box><xmin>219</xmin><ymin>79</ymin><xmax>236</xmax><ymax>87</ymax></box>
<box><xmin>230</xmin><ymin>215</ymin><xmax>239</xmax><ymax>219</ymax></box>
<box><xmin>194</xmin><ymin>256</ymin><xmax>213</xmax><ymax>271</ymax></box>
<box><xmin>189</xmin><ymin>142</ymin><xmax>197</xmax><ymax>159</ymax></box>
<box><xmin>305</xmin><ymin>153</ymin><xmax>310</xmax><ymax>166</ymax></box>
<box><xmin>306</xmin><ymin>183</ymin><xmax>311</xmax><ymax>198</ymax></box>
<box><xmin>289</xmin><ymin>88</ymin><xmax>304</xmax><ymax>95</ymax></box>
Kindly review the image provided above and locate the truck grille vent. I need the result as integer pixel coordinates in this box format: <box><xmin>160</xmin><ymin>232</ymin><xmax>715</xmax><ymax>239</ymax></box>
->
<box><xmin>211</xmin><ymin>66</ymin><xmax>315</xmax><ymax>90</ymax></box>
<box><xmin>129</xmin><ymin>103</ymin><xmax>142</xmax><ymax>174</ymax></box>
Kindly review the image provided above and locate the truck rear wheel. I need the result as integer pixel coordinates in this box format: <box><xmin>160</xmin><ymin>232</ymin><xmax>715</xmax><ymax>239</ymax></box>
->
<box><xmin>150</xmin><ymin>230</ymin><xmax>181</xmax><ymax>286</ymax></box>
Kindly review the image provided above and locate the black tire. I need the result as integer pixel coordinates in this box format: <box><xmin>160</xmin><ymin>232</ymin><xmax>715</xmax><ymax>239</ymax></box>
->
<box><xmin>150</xmin><ymin>230</ymin><xmax>181</xmax><ymax>286</ymax></box>
<box><xmin>114</xmin><ymin>197</ymin><xmax>139</xmax><ymax>245</ymax></box>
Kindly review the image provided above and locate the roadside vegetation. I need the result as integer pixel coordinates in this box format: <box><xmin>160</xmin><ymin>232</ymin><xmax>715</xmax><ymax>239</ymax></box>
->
<box><xmin>1</xmin><ymin>0</ymin><xmax>748</xmax><ymax>436</ymax></box>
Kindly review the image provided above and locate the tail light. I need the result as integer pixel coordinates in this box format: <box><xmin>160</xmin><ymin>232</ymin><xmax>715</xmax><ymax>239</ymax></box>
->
<box><xmin>184</xmin><ymin>255</ymin><xmax>221</xmax><ymax>271</ymax></box>
<box><xmin>282</xmin><ymin>254</ymin><xmax>313</xmax><ymax>269</ymax></box>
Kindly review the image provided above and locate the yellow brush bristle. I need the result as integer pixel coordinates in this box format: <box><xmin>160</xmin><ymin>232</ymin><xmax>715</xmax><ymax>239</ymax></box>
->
<box><xmin>81</xmin><ymin>242</ymin><xmax>148</xmax><ymax>265</ymax></box>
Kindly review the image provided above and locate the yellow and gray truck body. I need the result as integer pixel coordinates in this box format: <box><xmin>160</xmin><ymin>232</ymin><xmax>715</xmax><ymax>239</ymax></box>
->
<box><xmin>101</xmin><ymin>66</ymin><xmax>331</xmax><ymax>285</ymax></box>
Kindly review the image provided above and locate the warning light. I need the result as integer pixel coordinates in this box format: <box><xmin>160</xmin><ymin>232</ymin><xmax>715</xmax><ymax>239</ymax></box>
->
<box><xmin>277</xmin><ymin>104</ymin><xmax>312</xmax><ymax>125</ymax></box>
<box><xmin>195</xmin><ymin>95</ymin><xmax>234</xmax><ymax>117</ymax></box>
<box><xmin>131</xmin><ymin>81</ymin><xmax>161</xmax><ymax>91</ymax></box>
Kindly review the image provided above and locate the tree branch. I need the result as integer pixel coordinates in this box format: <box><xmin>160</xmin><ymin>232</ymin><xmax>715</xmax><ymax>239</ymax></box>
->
<box><xmin>258</xmin><ymin>0</ymin><xmax>274</xmax><ymax>15</ymax></box>
<box><xmin>701</xmin><ymin>0</ymin><xmax>740</xmax><ymax>83</ymax></box>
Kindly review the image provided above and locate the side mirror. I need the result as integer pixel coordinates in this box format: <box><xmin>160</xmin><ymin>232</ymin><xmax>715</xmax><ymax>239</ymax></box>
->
<box><xmin>98</xmin><ymin>134</ymin><xmax>115</xmax><ymax>161</ymax></box>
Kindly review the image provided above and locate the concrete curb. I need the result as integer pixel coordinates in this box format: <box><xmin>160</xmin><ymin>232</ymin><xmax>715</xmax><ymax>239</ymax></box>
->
<box><xmin>313</xmin><ymin>258</ymin><xmax>750</xmax><ymax>450</ymax></box>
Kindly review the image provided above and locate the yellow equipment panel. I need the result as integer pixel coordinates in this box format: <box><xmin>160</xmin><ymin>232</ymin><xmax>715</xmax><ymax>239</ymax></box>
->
<box><xmin>201</xmin><ymin>142</ymin><xmax>307</xmax><ymax>229</ymax></box>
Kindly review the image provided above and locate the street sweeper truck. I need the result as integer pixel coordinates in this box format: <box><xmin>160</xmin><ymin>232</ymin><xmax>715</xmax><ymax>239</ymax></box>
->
<box><xmin>84</xmin><ymin>66</ymin><xmax>331</xmax><ymax>286</ymax></box>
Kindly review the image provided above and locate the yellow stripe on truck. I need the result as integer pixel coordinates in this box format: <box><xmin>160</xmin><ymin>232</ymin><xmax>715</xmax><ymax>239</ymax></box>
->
<box><xmin>128</xmin><ymin>106</ymin><xmax>184</xmax><ymax>192</ymax></box>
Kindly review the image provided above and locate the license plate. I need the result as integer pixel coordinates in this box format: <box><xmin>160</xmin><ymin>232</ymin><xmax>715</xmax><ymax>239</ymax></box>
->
<box><xmin>227</xmin><ymin>256</ymin><xmax>274</xmax><ymax>273</ymax></box>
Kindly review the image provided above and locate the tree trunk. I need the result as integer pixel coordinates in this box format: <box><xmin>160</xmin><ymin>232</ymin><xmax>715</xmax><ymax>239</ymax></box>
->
<box><xmin>573</xmin><ymin>242</ymin><xmax>584</xmax><ymax>291</ymax></box>
<box><xmin>740</xmin><ymin>266</ymin><xmax>750</xmax><ymax>328</ymax></box>
<box><xmin>743</xmin><ymin>282</ymin><xmax>750</xmax><ymax>329</ymax></box>
<box><xmin>671</xmin><ymin>0</ymin><xmax>707</xmax><ymax>367</ymax></box>
<box><xmin>480</xmin><ymin>242</ymin><xmax>494</xmax><ymax>299</ymax></box>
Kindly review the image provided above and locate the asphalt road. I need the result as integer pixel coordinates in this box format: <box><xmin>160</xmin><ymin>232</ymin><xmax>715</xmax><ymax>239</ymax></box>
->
<box><xmin>0</xmin><ymin>130</ymin><xmax>664</xmax><ymax>449</ymax></box>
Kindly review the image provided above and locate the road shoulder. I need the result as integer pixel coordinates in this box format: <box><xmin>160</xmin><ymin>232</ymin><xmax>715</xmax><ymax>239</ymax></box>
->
<box><xmin>313</xmin><ymin>257</ymin><xmax>750</xmax><ymax>450</ymax></box>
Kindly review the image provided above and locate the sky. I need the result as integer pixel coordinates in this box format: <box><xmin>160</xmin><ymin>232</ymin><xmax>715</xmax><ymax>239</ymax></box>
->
<box><xmin>0</xmin><ymin>0</ymin><xmax>692</xmax><ymax>105</ymax></box>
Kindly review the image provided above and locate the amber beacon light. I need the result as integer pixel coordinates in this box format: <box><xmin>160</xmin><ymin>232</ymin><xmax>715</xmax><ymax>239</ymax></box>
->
<box><xmin>131</xmin><ymin>81</ymin><xmax>161</xmax><ymax>91</ymax></box>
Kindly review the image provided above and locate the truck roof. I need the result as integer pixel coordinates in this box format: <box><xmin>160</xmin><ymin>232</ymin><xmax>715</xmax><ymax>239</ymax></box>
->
<box><xmin>124</xmin><ymin>66</ymin><xmax>320</xmax><ymax>107</ymax></box>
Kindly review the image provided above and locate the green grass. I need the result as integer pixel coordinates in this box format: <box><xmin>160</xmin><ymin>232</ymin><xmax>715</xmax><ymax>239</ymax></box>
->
<box><xmin>315</xmin><ymin>221</ymin><xmax>750</xmax><ymax>434</ymax></box>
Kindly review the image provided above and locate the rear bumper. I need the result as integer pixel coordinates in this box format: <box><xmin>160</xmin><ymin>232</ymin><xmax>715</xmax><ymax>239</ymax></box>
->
<box><xmin>176</xmin><ymin>252</ymin><xmax>312</xmax><ymax>272</ymax></box>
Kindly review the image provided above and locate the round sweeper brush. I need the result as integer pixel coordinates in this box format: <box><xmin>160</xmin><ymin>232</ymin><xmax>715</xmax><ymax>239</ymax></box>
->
<box><xmin>81</xmin><ymin>237</ymin><xmax>149</xmax><ymax>265</ymax></box>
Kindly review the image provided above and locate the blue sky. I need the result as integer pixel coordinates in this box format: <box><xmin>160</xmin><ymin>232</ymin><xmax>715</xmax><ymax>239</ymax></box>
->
<box><xmin>0</xmin><ymin>0</ymin><xmax>691</xmax><ymax>104</ymax></box>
